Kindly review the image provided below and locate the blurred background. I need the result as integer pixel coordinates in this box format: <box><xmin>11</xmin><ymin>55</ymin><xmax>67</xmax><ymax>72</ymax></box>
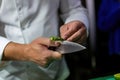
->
<box><xmin>1</xmin><ymin>0</ymin><xmax>119</xmax><ymax>80</ymax></box>
<box><xmin>65</xmin><ymin>0</ymin><xmax>120</xmax><ymax>80</ymax></box>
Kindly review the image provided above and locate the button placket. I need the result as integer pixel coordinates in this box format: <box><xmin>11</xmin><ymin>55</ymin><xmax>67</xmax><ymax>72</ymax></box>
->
<box><xmin>15</xmin><ymin>0</ymin><xmax>27</xmax><ymax>43</ymax></box>
<box><xmin>16</xmin><ymin>0</ymin><xmax>23</xmax><ymax>26</ymax></box>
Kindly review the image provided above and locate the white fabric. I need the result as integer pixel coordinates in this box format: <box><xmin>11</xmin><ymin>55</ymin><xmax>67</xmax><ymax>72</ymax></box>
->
<box><xmin>0</xmin><ymin>37</ymin><xmax>11</xmax><ymax>61</ymax></box>
<box><xmin>0</xmin><ymin>0</ymin><xmax>89</xmax><ymax>80</ymax></box>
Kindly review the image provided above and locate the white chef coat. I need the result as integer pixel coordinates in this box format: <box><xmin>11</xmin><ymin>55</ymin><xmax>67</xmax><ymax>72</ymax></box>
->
<box><xmin>0</xmin><ymin>0</ymin><xmax>89</xmax><ymax>80</ymax></box>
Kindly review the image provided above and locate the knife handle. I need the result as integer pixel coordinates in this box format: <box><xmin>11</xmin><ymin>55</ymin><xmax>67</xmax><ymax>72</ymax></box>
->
<box><xmin>48</xmin><ymin>46</ymin><xmax>57</xmax><ymax>51</ymax></box>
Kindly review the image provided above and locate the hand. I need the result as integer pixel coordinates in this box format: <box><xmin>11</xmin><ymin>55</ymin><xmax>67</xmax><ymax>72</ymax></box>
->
<box><xmin>3</xmin><ymin>37</ymin><xmax>62</xmax><ymax>67</ymax></box>
<box><xmin>60</xmin><ymin>21</ymin><xmax>87</xmax><ymax>44</ymax></box>
<box><xmin>26</xmin><ymin>37</ymin><xmax>62</xmax><ymax>67</ymax></box>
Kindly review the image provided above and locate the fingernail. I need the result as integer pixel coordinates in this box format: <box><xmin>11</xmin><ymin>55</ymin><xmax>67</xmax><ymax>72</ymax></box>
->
<box><xmin>55</xmin><ymin>41</ymin><xmax>61</xmax><ymax>46</ymax></box>
<box><xmin>63</xmin><ymin>35</ymin><xmax>68</xmax><ymax>40</ymax></box>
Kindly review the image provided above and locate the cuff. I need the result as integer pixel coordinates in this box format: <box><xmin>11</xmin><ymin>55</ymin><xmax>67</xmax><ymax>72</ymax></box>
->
<box><xmin>61</xmin><ymin>8</ymin><xmax>89</xmax><ymax>36</ymax></box>
<box><xmin>0</xmin><ymin>37</ymin><xmax>11</xmax><ymax>61</ymax></box>
<box><xmin>65</xmin><ymin>13</ymin><xmax>89</xmax><ymax>37</ymax></box>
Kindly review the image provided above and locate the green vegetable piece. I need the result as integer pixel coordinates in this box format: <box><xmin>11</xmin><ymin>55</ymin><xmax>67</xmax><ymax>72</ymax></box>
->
<box><xmin>50</xmin><ymin>36</ymin><xmax>64</xmax><ymax>41</ymax></box>
<box><xmin>114</xmin><ymin>73</ymin><xmax>120</xmax><ymax>80</ymax></box>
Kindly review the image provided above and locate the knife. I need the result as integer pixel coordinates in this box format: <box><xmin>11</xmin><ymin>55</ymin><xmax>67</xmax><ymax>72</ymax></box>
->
<box><xmin>56</xmin><ymin>41</ymin><xmax>86</xmax><ymax>54</ymax></box>
<box><xmin>49</xmin><ymin>36</ymin><xmax>86</xmax><ymax>54</ymax></box>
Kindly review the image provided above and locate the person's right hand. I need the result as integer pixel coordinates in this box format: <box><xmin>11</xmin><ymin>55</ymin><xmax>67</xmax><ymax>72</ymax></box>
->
<box><xmin>3</xmin><ymin>37</ymin><xmax>62</xmax><ymax>67</ymax></box>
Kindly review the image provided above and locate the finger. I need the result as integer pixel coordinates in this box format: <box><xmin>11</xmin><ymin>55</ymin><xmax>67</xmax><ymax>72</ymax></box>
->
<box><xmin>50</xmin><ymin>51</ymin><xmax>62</xmax><ymax>60</ymax></box>
<box><xmin>60</xmin><ymin>25</ymin><xmax>69</xmax><ymax>40</ymax></box>
<box><xmin>44</xmin><ymin>49</ymin><xmax>62</xmax><ymax>60</ymax></box>
<box><xmin>76</xmin><ymin>34</ymin><xmax>87</xmax><ymax>44</ymax></box>
<box><xmin>44</xmin><ymin>58</ymin><xmax>55</xmax><ymax>67</ymax></box>
<box><xmin>44</xmin><ymin>51</ymin><xmax>62</xmax><ymax>67</ymax></box>
<box><xmin>60</xmin><ymin>24</ymin><xmax>82</xmax><ymax>40</ymax></box>
<box><xmin>66</xmin><ymin>29</ymin><xmax>81</xmax><ymax>42</ymax></box>
<box><xmin>66</xmin><ymin>29</ymin><xmax>82</xmax><ymax>41</ymax></box>
<box><xmin>49</xmin><ymin>41</ymin><xmax>61</xmax><ymax>47</ymax></box>
<box><xmin>67</xmin><ymin>27</ymin><xmax>87</xmax><ymax>42</ymax></box>
<box><xmin>35</xmin><ymin>50</ymin><xmax>62</xmax><ymax>67</ymax></box>
<box><xmin>34</xmin><ymin>37</ymin><xmax>61</xmax><ymax>47</ymax></box>
<box><xmin>40</xmin><ymin>61</ymin><xmax>47</xmax><ymax>67</ymax></box>
<box><xmin>60</xmin><ymin>27</ymin><xmax>78</xmax><ymax>40</ymax></box>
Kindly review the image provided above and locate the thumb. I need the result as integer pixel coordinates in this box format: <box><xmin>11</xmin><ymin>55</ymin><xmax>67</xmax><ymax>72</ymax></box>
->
<box><xmin>33</xmin><ymin>37</ymin><xmax>61</xmax><ymax>47</ymax></box>
<box><xmin>51</xmin><ymin>51</ymin><xmax>62</xmax><ymax>60</ymax></box>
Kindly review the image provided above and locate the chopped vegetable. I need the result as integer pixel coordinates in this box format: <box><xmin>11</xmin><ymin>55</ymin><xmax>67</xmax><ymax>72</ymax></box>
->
<box><xmin>114</xmin><ymin>73</ymin><xmax>120</xmax><ymax>80</ymax></box>
<box><xmin>50</xmin><ymin>36</ymin><xmax>64</xmax><ymax>41</ymax></box>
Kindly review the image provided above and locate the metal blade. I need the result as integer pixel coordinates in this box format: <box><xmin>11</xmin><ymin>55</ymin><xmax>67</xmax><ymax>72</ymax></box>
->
<box><xmin>56</xmin><ymin>41</ymin><xmax>86</xmax><ymax>54</ymax></box>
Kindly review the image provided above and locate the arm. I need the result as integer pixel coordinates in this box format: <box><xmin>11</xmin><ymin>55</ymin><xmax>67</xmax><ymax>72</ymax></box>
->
<box><xmin>59</xmin><ymin>0</ymin><xmax>89</xmax><ymax>44</ymax></box>
<box><xmin>2</xmin><ymin>37</ymin><xmax>61</xmax><ymax>67</ymax></box>
<box><xmin>59</xmin><ymin>0</ymin><xmax>89</xmax><ymax>29</ymax></box>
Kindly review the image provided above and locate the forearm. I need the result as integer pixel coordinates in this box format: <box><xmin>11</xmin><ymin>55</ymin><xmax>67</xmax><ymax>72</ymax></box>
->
<box><xmin>1</xmin><ymin>37</ymin><xmax>62</xmax><ymax>67</ymax></box>
<box><xmin>2</xmin><ymin>42</ymin><xmax>27</xmax><ymax>61</ymax></box>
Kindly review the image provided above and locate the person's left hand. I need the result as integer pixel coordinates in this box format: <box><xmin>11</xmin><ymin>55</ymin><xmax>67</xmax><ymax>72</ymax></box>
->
<box><xmin>60</xmin><ymin>21</ymin><xmax>87</xmax><ymax>44</ymax></box>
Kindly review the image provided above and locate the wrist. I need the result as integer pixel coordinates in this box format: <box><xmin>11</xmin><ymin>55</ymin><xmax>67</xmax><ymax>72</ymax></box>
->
<box><xmin>2</xmin><ymin>42</ymin><xmax>27</xmax><ymax>61</ymax></box>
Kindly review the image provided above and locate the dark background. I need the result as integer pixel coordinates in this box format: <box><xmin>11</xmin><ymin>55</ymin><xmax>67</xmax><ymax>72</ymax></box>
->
<box><xmin>66</xmin><ymin>0</ymin><xmax>120</xmax><ymax>80</ymax></box>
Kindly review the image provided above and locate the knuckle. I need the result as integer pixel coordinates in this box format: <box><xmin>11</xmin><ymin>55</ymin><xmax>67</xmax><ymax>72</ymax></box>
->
<box><xmin>41</xmin><ymin>61</ymin><xmax>47</xmax><ymax>66</ymax></box>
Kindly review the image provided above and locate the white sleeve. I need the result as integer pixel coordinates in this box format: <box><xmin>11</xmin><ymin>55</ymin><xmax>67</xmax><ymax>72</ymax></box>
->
<box><xmin>0</xmin><ymin>36</ymin><xmax>11</xmax><ymax>61</ymax></box>
<box><xmin>60</xmin><ymin>0</ymin><xmax>89</xmax><ymax>34</ymax></box>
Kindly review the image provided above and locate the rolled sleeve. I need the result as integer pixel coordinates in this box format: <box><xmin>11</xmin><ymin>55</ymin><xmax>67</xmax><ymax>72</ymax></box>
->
<box><xmin>0</xmin><ymin>37</ymin><xmax>11</xmax><ymax>61</ymax></box>
<box><xmin>64</xmin><ymin>8</ymin><xmax>89</xmax><ymax>31</ymax></box>
<box><xmin>60</xmin><ymin>0</ymin><xmax>89</xmax><ymax>36</ymax></box>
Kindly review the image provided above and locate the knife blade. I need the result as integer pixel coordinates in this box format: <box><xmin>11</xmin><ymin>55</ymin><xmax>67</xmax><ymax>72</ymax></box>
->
<box><xmin>49</xmin><ymin>36</ymin><xmax>86</xmax><ymax>54</ymax></box>
<box><xmin>56</xmin><ymin>41</ymin><xmax>86</xmax><ymax>54</ymax></box>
